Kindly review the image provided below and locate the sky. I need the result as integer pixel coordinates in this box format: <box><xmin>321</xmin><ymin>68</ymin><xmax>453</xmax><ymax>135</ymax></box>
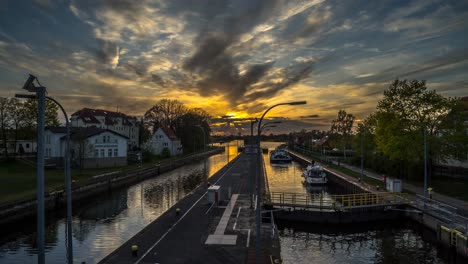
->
<box><xmin>0</xmin><ymin>0</ymin><xmax>467</xmax><ymax>134</ymax></box>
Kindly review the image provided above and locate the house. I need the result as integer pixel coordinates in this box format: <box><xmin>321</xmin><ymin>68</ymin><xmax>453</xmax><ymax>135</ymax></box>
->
<box><xmin>45</xmin><ymin>127</ymin><xmax>128</xmax><ymax>168</ymax></box>
<box><xmin>70</xmin><ymin>108</ymin><xmax>139</xmax><ymax>150</ymax></box>
<box><xmin>150</xmin><ymin>127</ymin><xmax>183</xmax><ymax>156</ymax></box>
<box><xmin>0</xmin><ymin>139</ymin><xmax>36</xmax><ymax>156</ymax></box>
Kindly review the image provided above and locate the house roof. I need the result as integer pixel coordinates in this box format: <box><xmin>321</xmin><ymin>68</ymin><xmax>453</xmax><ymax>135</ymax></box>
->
<box><xmin>46</xmin><ymin>126</ymin><xmax>68</xmax><ymax>134</ymax></box>
<box><xmin>71</xmin><ymin>108</ymin><xmax>137</xmax><ymax>125</ymax></box>
<box><xmin>315</xmin><ymin>136</ymin><xmax>329</xmax><ymax>146</ymax></box>
<box><xmin>47</xmin><ymin>127</ymin><xmax>129</xmax><ymax>140</ymax></box>
<box><xmin>158</xmin><ymin>126</ymin><xmax>179</xmax><ymax>141</ymax></box>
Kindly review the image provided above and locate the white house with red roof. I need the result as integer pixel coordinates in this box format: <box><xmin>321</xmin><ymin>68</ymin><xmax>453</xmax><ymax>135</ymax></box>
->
<box><xmin>70</xmin><ymin>108</ymin><xmax>139</xmax><ymax>149</ymax></box>
<box><xmin>150</xmin><ymin>126</ymin><xmax>183</xmax><ymax>156</ymax></box>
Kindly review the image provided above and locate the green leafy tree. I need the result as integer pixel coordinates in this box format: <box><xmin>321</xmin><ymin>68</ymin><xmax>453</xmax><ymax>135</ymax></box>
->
<box><xmin>177</xmin><ymin>108</ymin><xmax>211</xmax><ymax>153</ymax></box>
<box><xmin>330</xmin><ymin>109</ymin><xmax>355</xmax><ymax>159</ymax></box>
<box><xmin>374</xmin><ymin>79</ymin><xmax>463</xmax><ymax>181</ymax></box>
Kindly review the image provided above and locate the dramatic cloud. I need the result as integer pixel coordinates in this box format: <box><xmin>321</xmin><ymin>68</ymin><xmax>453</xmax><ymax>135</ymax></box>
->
<box><xmin>0</xmin><ymin>0</ymin><xmax>467</xmax><ymax>132</ymax></box>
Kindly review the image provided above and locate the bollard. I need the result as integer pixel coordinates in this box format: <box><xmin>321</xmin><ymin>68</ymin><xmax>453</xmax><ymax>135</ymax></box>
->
<box><xmin>176</xmin><ymin>208</ymin><xmax>181</xmax><ymax>216</ymax></box>
<box><xmin>207</xmin><ymin>181</ymin><xmax>211</xmax><ymax>188</ymax></box>
<box><xmin>131</xmin><ymin>245</ymin><xmax>138</xmax><ymax>257</ymax></box>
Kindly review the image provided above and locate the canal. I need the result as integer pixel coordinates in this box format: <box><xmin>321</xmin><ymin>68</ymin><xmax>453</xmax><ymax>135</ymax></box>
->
<box><xmin>0</xmin><ymin>141</ymin><xmax>462</xmax><ymax>263</ymax></box>
<box><xmin>262</xmin><ymin>142</ymin><xmax>463</xmax><ymax>264</ymax></box>
<box><xmin>0</xmin><ymin>143</ymin><xmax>239</xmax><ymax>264</ymax></box>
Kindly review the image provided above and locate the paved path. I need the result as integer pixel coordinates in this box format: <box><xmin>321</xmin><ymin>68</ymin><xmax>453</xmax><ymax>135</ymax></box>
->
<box><xmin>100</xmin><ymin>152</ymin><xmax>280</xmax><ymax>264</ymax></box>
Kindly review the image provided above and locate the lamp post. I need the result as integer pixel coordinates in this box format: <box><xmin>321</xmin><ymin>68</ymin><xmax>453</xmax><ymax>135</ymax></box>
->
<box><xmin>423</xmin><ymin>127</ymin><xmax>428</xmax><ymax>197</ymax></box>
<box><xmin>250</xmin><ymin>118</ymin><xmax>258</xmax><ymax>209</ymax></box>
<box><xmin>15</xmin><ymin>74</ymin><xmax>73</xmax><ymax>264</ymax></box>
<box><xmin>355</xmin><ymin>120</ymin><xmax>364</xmax><ymax>182</ymax></box>
<box><xmin>255</xmin><ymin>101</ymin><xmax>306</xmax><ymax>264</ymax></box>
<box><xmin>195</xmin><ymin>125</ymin><xmax>207</xmax><ymax>180</ymax></box>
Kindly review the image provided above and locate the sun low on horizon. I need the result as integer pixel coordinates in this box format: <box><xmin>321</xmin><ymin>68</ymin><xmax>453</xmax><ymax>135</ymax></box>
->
<box><xmin>0</xmin><ymin>0</ymin><xmax>467</xmax><ymax>133</ymax></box>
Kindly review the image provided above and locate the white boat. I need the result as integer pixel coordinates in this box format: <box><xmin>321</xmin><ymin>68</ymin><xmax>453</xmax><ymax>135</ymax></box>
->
<box><xmin>269</xmin><ymin>149</ymin><xmax>292</xmax><ymax>163</ymax></box>
<box><xmin>302</xmin><ymin>165</ymin><xmax>328</xmax><ymax>185</ymax></box>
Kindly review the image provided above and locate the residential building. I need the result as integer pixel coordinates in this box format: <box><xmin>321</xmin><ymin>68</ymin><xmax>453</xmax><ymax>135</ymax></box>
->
<box><xmin>149</xmin><ymin>127</ymin><xmax>183</xmax><ymax>156</ymax></box>
<box><xmin>45</xmin><ymin>127</ymin><xmax>128</xmax><ymax>168</ymax></box>
<box><xmin>0</xmin><ymin>139</ymin><xmax>36</xmax><ymax>155</ymax></box>
<box><xmin>70</xmin><ymin>108</ymin><xmax>139</xmax><ymax>149</ymax></box>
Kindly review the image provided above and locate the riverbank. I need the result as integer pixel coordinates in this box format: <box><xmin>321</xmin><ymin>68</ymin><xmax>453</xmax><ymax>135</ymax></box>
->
<box><xmin>0</xmin><ymin>147</ymin><xmax>224</xmax><ymax>226</ymax></box>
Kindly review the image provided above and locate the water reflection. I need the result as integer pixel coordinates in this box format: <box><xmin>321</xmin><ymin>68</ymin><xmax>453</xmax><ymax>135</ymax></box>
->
<box><xmin>0</xmin><ymin>148</ymin><xmax>235</xmax><ymax>264</ymax></box>
<box><xmin>278</xmin><ymin>222</ymin><xmax>459</xmax><ymax>264</ymax></box>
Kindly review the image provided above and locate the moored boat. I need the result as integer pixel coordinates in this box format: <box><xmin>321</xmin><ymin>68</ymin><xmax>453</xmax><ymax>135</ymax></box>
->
<box><xmin>302</xmin><ymin>165</ymin><xmax>328</xmax><ymax>185</ymax></box>
<box><xmin>269</xmin><ymin>149</ymin><xmax>292</xmax><ymax>163</ymax></box>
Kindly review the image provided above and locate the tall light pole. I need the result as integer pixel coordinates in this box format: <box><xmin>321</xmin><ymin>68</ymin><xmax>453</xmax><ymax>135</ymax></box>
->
<box><xmin>423</xmin><ymin>127</ymin><xmax>428</xmax><ymax>197</ymax></box>
<box><xmin>250</xmin><ymin>118</ymin><xmax>258</xmax><ymax>209</ymax></box>
<box><xmin>16</xmin><ymin>75</ymin><xmax>73</xmax><ymax>264</ymax></box>
<box><xmin>195</xmin><ymin>125</ymin><xmax>207</xmax><ymax>180</ymax></box>
<box><xmin>255</xmin><ymin>101</ymin><xmax>306</xmax><ymax>264</ymax></box>
<box><xmin>355</xmin><ymin>121</ymin><xmax>364</xmax><ymax>182</ymax></box>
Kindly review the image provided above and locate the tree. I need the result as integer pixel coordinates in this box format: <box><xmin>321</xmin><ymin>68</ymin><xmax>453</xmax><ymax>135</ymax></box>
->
<box><xmin>0</xmin><ymin>97</ymin><xmax>10</xmax><ymax>156</ymax></box>
<box><xmin>330</xmin><ymin>109</ymin><xmax>355</xmax><ymax>159</ymax></box>
<box><xmin>374</xmin><ymin>79</ymin><xmax>463</xmax><ymax>182</ymax></box>
<box><xmin>177</xmin><ymin>108</ymin><xmax>211</xmax><ymax>153</ymax></box>
<box><xmin>144</xmin><ymin>99</ymin><xmax>187</xmax><ymax>132</ymax></box>
<box><xmin>8</xmin><ymin>98</ymin><xmax>27</xmax><ymax>153</ymax></box>
<box><xmin>23</xmin><ymin>98</ymin><xmax>60</xmax><ymax>128</ymax></box>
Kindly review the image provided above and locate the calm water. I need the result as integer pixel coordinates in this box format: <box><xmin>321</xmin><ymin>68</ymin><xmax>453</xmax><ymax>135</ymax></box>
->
<box><xmin>0</xmin><ymin>142</ymin><xmax>462</xmax><ymax>263</ymax></box>
<box><xmin>0</xmin><ymin>143</ymin><xmax>238</xmax><ymax>264</ymax></box>
<box><xmin>262</xmin><ymin>142</ymin><xmax>462</xmax><ymax>264</ymax></box>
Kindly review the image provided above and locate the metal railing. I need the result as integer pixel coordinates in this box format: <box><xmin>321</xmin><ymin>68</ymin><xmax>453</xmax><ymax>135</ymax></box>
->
<box><xmin>264</xmin><ymin>192</ymin><xmax>408</xmax><ymax>211</ymax></box>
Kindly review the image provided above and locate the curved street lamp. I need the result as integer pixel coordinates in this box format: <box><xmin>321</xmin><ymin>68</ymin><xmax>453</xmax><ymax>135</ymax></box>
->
<box><xmin>16</xmin><ymin>75</ymin><xmax>73</xmax><ymax>264</ymax></box>
<box><xmin>255</xmin><ymin>101</ymin><xmax>306</xmax><ymax>264</ymax></box>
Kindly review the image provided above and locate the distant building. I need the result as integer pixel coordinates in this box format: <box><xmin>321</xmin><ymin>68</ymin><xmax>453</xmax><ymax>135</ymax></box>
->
<box><xmin>149</xmin><ymin>127</ymin><xmax>182</xmax><ymax>156</ymax></box>
<box><xmin>0</xmin><ymin>139</ymin><xmax>36</xmax><ymax>155</ymax></box>
<box><xmin>45</xmin><ymin>127</ymin><xmax>128</xmax><ymax>168</ymax></box>
<box><xmin>70</xmin><ymin>108</ymin><xmax>139</xmax><ymax>149</ymax></box>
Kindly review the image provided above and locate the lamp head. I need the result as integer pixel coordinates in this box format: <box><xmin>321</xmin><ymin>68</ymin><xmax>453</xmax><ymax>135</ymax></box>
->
<box><xmin>22</xmin><ymin>74</ymin><xmax>37</xmax><ymax>92</ymax></box>
<box><xmin>287</xmin><ymin>101</ymin><xmax>307</xmax><ymax>105</ymax></box>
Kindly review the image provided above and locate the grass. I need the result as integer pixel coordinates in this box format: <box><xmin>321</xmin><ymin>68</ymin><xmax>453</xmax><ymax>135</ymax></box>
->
<box><xmin>407</xmin><ymin>178</ymin><xmax>468</xmax><ymax>202</ymax></box>
<box><xmin>295</xmin><ymin>148</ymin><xmax>468</xmax><ymax>202</ymax></box>
<box><xmin>0</xmin><ymin>160</ymin><xmax>136</xmax><ymax>204</ymax></box>
<box><xmin>0</xmin><ymin>148</ymin><xmax>221</xmax><ymax>204</ymax></box>
<box><xmin>325</xmin><ymin>163</ymin><xmax>386</xmax><ymax>189</ymax></box>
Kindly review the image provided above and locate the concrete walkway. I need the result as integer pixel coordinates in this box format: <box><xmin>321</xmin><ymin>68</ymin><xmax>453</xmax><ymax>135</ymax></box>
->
<box><xmin>99</xmin><ymin>152</ymin><xmax>280</xmax><ymax>264</ymax></box>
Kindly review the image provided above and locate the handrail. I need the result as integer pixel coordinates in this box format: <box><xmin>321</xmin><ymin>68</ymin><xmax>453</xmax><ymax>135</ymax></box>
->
<box><xmin>264</xmin><ymin>191</ymin><xmax>408</xmax><ymax>210</ymax></box>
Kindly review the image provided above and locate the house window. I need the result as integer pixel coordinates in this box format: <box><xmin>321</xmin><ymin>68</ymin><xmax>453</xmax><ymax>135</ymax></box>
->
<box><xmin>26</xmin><ymin>143</ymin><xmax>30</xmax><ymax>148</ymax></box>
<box><xmin>107</xmin><ymin>136</ymin><xmax>110</xmax><ymax>142</ymax></box>
<box><xmin>95</xmin><ymin>149</ymin><xmax>99</xmax><ymax>157</ymax></box>
<box><xmin>114</xmin><ymin>149</ymin><xmax>118</xmax><ymax>157</ymax></box>
<box><xmin>108</xmin><ymin>149</ymin><xmax>112</xmax><ymax>157</ymax></box>
<box><xmin>163</xmin><ymin>142</ymin><xmax>168</xmax><ymax>147</ymax></box>
<box><xmin>100</xmin><ymin>149</ymin><xmax>105</xmax><ymax>157</ymax></box>
<box><xmin>95</xmin><ymin>139</ymin><xmax>98</xmax><ymax>143</ymax></box>
<box><xmin>103</xmin><ymin>135</ymin><xmax>106</xmax><ymax>143</ymax></box>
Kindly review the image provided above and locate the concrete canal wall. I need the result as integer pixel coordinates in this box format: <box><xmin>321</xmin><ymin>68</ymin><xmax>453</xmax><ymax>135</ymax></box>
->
<box><xmin>0</xmin><ymin>148</ymin><xmax>224</xmax><ymax>226</ymax></box>
<box><xmin>280</xmin><ymin>150</ymin><xmax>468</xmax><ymax>259</ymax></box>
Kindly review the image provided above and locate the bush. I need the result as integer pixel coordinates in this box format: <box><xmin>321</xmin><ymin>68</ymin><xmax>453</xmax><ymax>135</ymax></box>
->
<box><xmin>161</xmin><ymin>147</ymin><xmax>171</xmax><ymax>158</ymax></box>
